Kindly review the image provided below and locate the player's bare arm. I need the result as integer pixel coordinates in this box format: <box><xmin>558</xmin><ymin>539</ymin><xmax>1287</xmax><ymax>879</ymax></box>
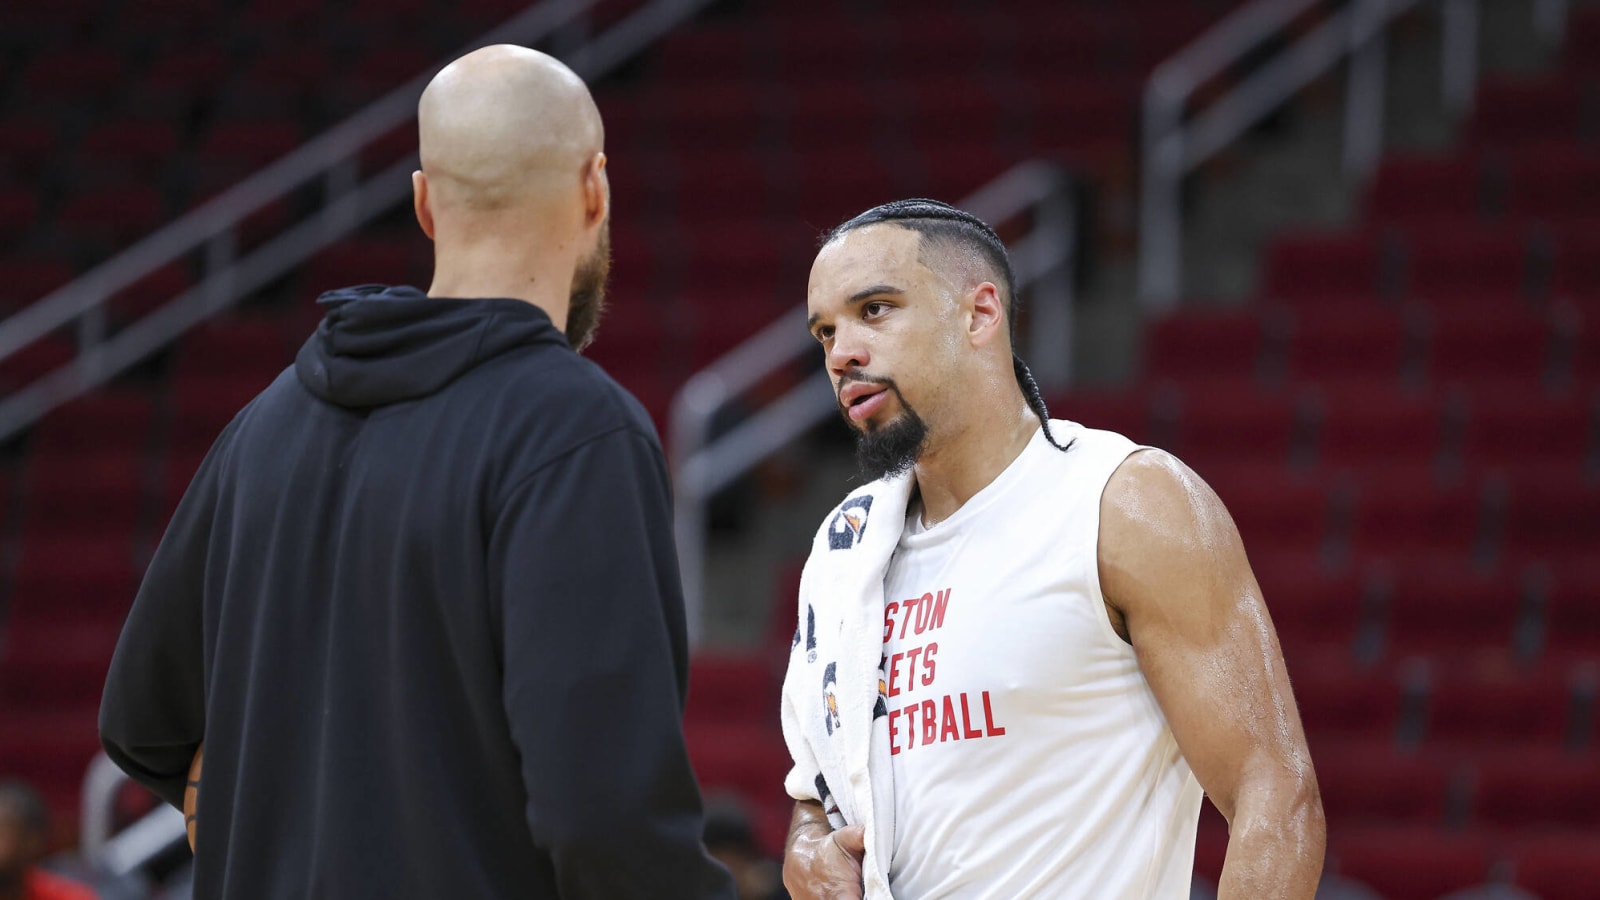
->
<box><xmin>783</xmin><ymin>800</ymin><xmax>866</xmax><ymax>900</ymax></box>
<box><xmin>1099</xmin><ymin>449</ymin><xmax>1325</xmax><ymax>898</ymax></box>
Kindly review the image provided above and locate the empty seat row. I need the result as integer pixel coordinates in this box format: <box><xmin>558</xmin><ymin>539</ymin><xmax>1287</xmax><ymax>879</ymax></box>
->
<box><xmin>1264</xmin><ymin>224</ymin><xmax>1600</xmax><ymax>301</ymax></box>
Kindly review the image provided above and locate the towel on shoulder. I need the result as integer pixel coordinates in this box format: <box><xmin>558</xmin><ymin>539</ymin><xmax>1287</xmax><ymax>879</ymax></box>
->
<box><xmin>779</xmin><ymin>471</ymin><xmax>916</xmax><ymax>900</ymax></box>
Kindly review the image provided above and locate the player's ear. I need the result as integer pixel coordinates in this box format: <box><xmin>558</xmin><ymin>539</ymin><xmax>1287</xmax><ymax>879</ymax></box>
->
<box><xmin>968</xmin><ymin>282</ymin><xmax>1005</xmax><ymax>348</ymax></box>
<box><xmin>582</xmin><ymin>152</ymin><xmax>608</xmax><ymax>229</ymax></box>
<box><xmin>412</xmin><ymin>170</ymin><xmax>435</xmax><ymax>241</ymax></box>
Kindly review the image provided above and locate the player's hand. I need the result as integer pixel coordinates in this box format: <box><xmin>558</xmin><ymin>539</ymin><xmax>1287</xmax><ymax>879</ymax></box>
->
<box><xmin>783</xmin><ymin>821</ymin><xmax>865</xmax><ymax>900</ymax></box>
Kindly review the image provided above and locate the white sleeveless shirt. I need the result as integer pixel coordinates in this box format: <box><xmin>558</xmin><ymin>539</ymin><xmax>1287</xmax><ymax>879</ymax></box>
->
<box><xmin>880</xmin><ymin>421</ymin><xmax>1202</xmax><ymax>899</ymax></box>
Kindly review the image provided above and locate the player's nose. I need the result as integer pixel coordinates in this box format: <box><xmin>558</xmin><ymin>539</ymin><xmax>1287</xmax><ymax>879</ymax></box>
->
<box><xmin>826</xmin><ymin>326</ymin><xmax>869</xmax><ymax>378</ymax></box>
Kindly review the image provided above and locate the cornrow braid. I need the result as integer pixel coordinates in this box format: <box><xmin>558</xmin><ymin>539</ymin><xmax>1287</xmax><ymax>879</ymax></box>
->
<box><xmin>826</xmin><ymin>198</ymin><xmax>1074</xmax><ymax>454</ymax></box>
<box><xmin>1014</xmin><ymin>353</ymin><xmax>1073</xmax><ymax>452</ymax></box>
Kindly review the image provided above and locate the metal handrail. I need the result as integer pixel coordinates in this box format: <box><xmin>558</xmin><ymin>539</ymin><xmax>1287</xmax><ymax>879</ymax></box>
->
<box><xmin>669</xmin><ymin>161</ymin><xmax>1079</xmax><ymax>641</ymax></box>
<box><xmin>0</xmin><ymin>0</ymin><xmax>718</xmax><ymax>444</ymax></box>
<box><xmin>1137</xmin><ymin>0</ymin><xmax>1487</xmax><ymax>310</ymax></box>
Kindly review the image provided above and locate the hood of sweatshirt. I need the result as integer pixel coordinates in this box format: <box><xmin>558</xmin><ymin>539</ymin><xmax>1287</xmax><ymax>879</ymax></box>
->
<box><xmin>294</xmin><ymin>285</ymin><xmax>569</xmax><ymax>408</ymax></box>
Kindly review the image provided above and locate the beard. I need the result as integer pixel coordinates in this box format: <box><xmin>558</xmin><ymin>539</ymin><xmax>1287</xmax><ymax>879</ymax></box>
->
<box><xmin>841</xmin><ymin>376</ymin><xmax>929</xmax><ymax>481</ymax></box>
<box><xmin>565</xmin><ymin>217</ymin><xmax>611</xmax><ymax>353</ymax></box>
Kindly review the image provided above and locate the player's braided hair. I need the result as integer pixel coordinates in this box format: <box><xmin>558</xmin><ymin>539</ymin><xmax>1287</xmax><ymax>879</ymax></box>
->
<box><xmin>823</xmin><ymin>199</ymin><xmax>1073</xmax><ymax>453</ymax></box>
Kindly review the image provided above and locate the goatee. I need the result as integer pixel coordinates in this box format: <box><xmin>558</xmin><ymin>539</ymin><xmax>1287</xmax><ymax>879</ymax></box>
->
<box><xmin>565</xmin><ymin>218</ymin><xmax>611</xmax><ymax>353</ymax></box>
<box><xmin>846</xmin><ymin>380</ymin><xmax>928</xmax><ymax>481</ymax></box>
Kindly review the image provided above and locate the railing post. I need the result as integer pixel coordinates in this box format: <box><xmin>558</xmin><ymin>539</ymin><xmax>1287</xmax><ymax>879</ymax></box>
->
<box><xmin>1441</xmin><ymin>0</ymin><xmax>1479</xmax><ymax>115</ymax></box>
<box><xmin>1139</xmin><ymin>75</ymin><xmax>1188</xmax><ymax>313</ymax></box>
<box><xmin>1532</xmin><ymin>0</ymin><xmax>1567</xmax><ymax>43</ymax></box>
<box><xmin>1027</xmin><ymin>171</ymin><xmax>1076</xmax><ymax>391</ymax></box>
<box><xmin>670</xmin><ymin>372</ymin><xmax>729</xmax><ymax>647</ymax></box>
<box><xmin>1343</xmin><ymin>0</ymin><xmax>1389</xmax><ymax>182</ymax></box>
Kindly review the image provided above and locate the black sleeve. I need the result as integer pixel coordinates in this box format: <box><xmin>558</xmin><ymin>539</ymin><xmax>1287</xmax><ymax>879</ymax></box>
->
<box><xmin>98</xmin><ymin>430</ymin><xmax>226</xmax><ymax>810</ymax></box>
<box><xmin>490</xmin><ymin>426</ymin><xmax>735</xmax><ymax>900</ymax></box>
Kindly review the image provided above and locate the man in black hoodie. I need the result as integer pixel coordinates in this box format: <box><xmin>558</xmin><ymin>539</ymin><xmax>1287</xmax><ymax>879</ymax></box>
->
<box><xmin>99</xmin><ymin>45</ymin><xmax>735</xmax><ymax>899</ymax></box>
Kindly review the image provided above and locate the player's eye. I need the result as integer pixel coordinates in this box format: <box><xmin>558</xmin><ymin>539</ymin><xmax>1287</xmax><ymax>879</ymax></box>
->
<box><xmin>813</xmin><ymin>325</ymin><xmax>833</xmax><ymax>343</ymax></box>
<box><xmin>863</xmin><ymin>301</ymin><xmax>889</xmax><ymax>319</ymax></box>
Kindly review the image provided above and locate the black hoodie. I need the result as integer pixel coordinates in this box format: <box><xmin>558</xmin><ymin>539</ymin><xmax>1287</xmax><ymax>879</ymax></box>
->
<box><xmin>99</xmin><ymin>285</ymin><xmax>735</xmax><ymax>899</ymax></box>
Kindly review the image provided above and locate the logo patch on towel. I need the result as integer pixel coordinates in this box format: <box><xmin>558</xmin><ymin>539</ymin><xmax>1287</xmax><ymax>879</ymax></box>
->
<box><xmin>823</xmin><ymin>662</ymin><xmax>842</xmax><ymax>735</ymax></box>
<box><xmin>828</xmin><ymin>496</ymin><xmax>874</xmax><ymax>550</ymax></box>
<box><xmin>805</xmin><ymin>604</ymin><xmax>818</xmax><ymax>663</ymax></box>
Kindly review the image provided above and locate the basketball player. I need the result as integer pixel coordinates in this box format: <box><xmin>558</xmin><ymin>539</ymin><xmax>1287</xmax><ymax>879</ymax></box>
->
<box><xmin>780</xmin><ymin>201</ymin><xmax>1324</xmax><ymax>898</ymax></box>
<box><xmin>99</xmin><ymin>46</ymin><xmax>734</xmax><ymax>898</ymax></box>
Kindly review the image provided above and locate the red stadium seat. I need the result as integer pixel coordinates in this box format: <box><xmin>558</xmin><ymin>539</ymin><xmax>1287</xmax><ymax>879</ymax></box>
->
<box><xmin>654</xmin><ymin>26</ymin><xmax>755</xmax><ymax>84</ymax></box>
<box><xmin>1472</xmin><ymin>749</ymin><xmax>1600</xmax><ymax>829</ymax></box>
<box><xmin>1309</xmin><ymin>383</ymin><xmax>1444</xmax><ymax>468</ymax></box>
<box><xmin>144</xmin><ymin>48</ymin><xmax>228</xmax><ymax>93</ymax></box>
<box><xmin>0</xmin><ymin>119</ymin><xmax>59</xmax><ymax>178</ymax></box>
<box><xmin>1286</xmin><ymin>307</ymin><xmax>1411</xmax><ymax>384</ymax></box>
<box><xmin>1349</xmin><ymin>467</ymin><xmax>1484</xmax><ymax>564</ymax></box>
<box><xmin>1145</xmin><ymin>311</ymin><xmax>1263</xmax><ymax>382</ymax></box>
<box><xmin>1053</xmin><ymin>386</ymin><xmax>1152</xmax><ymax>446</ymax></box>
<box><xmin>0</xmin><ymin>258</ymin><xmax>75</xmax><ymax>313</ymax></box>
<box><xmin>667</xmin><ymin>151</ymin><xmax>776</xmax><ymax>219</ymax></box>
<box><xmin>684</xmin><ymin>722</ymin><xmax>793</xmax><ymax>802</ymax></box>
<box><xmin>1022</xmin><ymin>80</ymin><xmax>1138</xmax><ymax>160</ymax></box>
<box><xmin>0</xmin><ymin>616</ymin><xmax>121</xmax><ymax>709</ymax></box>
<box><xmin>197</xmin><ymin>120</ymin><xmax>304</xmax><ymax>170</ymax></box>
<box><xmin>1503</xmin><ymin>145</ymin><xmax>1600</xmax><ymax>226</ymax></box>
<box><xmin>56</xmin><ymin>186</ymin><xmax>165</xmax><ymax>248</ymax></box>
<box><xmin>1500</xmin><ymin>470</ymin><xmax>1600</xmax><ymax>568</ymax></box>
<box><xmin>1252</xmin><ymin>555</ymin><xmax>1366</xmax><ymax>660</ymax></box>
<box><xmin>920</xmin><ymin>141</ymin><xmax>1010</xmax><ymax>203</ymax></box>
<box><xmin>20</xmin><ymin>48</ymin><xmax>124</xmax><ymax>105</ymax></box>
<box><xmin>686</xmin><ymin>654</ymin><xmax>780</xmax><ymax>727</ymax></box>
<box><xmin>1315</xmin><ymin>742</ymin><xmax>1456</xmax><ymax>827</ymax></box>
<box><xmin>1012</xmin><ymin>16</ymin><xmax>1125</xmax><ymax>80</ymax></box>
<box><xmin>31</xmin><ymin>390</ymin><xmax>155</xmax><ymax>455</ymax></box>
<box><xmin>1461</xmin><ymin>390</ymin><xmax>1593</xmax><ymax>471</ymax></box>
<box><xmin>173</xmin><ymin>319</ymin><xmax>296</xmax><ymax>380</ymax></box>
<box><xmin>1542</xmin><ymin>565</ymin><xmax>1600</xmax><ymax>662</ymax></box>
<box><xmin>1365</xmin><ymin>154</ymin><xmax>1486</xmax><ymax>225</ymax></box>
<box><xmin>23</xmin><ymin>451</ymin><xmax>146</xmax><ymax>539</ymax></box>
<box><xmin>1263</xmin><ymin>230</ymin><xmax>1391</xmax><ymax>302</ymax></box>
<box><xmin>77</xmin><ymin>120</ymin><xmax>181</xmax><ymax>177</ymax></box>
<box><xmin>1171</xmin><ymin>382</ymin><xmax>1302</xmax><ymax>472</ymax></box>
<box><xmin>1293</xmin><ymin>664</ymin><xmax>1403</xmax><ymax>743</ymax></box>
<box><xmin>1469</xmin><ymin>76</ymin><xmax>1588</xmax><ymax>147</ymax></box>
<box><xmin>1333</xmin><ymin>827</ymin><xmax>1494</xmax><ymax>900</ymax></box>
<box><xmin>1424</xmin><ymin>306</ymin><xmax>1552</xmax><ymax>388</ymax></box>
<box><xmin>1381</xmin><ymin>563</ymin><xmax>1524</xmax><ymax>659</ymax></box>
<box><xmin>1424</xmin><ymin>662</ymin><xmax>1574</xmax><ymax>746</ymax></box>
<box><xmin>0</xmin><ymin>188</ymin><xmax>42</xmax><ymax>247</ymax></box>
<box><xmin>1574</xmin><ymin>313</ymin><xmax>1600</xmax><ymax>384</ymax></box>
<box><xmin>11</xmin><ymin>533</ymin><xmax>140</xmax><ymax>617</ymax></box>
<box><xmin>1405</xmin><ymin>226</ymin><xmax>1530</xmax><ymax>299</ymax></box>
<box><xmin>1551</xmin><ymin>230</ymin><xmax>1600</xmax><ymax>300</ymax></box>
<box><xmin>1199</xmin><ymin>465</ymin><xmax>1332</xmax><ymax>555</ymax></box>
<box><xmin>1514</xmin><ymin>834</ymin><xmax>1600</xmax><ymax>900</ymax></box>
<box><xmin>166</xmin><ymin>375</ymin><xmax>278</xmax><ymax>457</ymax></box>
<box><xmin>790</xmin><ymin>147</ymin><xmax>901</xmax><ymax>230</ymax></box>
<box><xmin>305</xmin><ymin>238</ymin><xmax>423</xmax><ymax>292</ymax></box>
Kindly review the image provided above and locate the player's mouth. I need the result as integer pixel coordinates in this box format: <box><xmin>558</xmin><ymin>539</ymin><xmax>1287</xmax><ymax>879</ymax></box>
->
<box><xmin>840</xmin><ymin>381</ymin><xmax>891</xmax><ymax>423</ymax></box>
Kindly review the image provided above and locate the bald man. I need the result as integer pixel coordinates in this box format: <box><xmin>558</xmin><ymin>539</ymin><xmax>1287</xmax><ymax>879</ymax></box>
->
<box><xmin>100</xmin><ymin>46</ymin><xmax>736</xmax><ymax>899</ymax></box>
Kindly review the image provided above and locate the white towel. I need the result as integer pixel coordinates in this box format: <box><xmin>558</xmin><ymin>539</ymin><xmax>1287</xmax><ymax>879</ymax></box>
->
<box><xmin>780</xmin><ymin>472</ymin><xmax>915</xmax><ymax>900</ymax></box>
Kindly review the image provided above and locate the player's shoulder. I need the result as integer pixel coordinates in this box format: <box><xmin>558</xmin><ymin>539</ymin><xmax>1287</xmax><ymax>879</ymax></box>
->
<box><xmin>1100</xmin><ymin>444</ymin><xmax>1232</xmax><ymax>549</ymax></box>
<box><xmin>498</xmin><ymin>347</ymin><xmax>658</xmax><ymax>442</ymax></box>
